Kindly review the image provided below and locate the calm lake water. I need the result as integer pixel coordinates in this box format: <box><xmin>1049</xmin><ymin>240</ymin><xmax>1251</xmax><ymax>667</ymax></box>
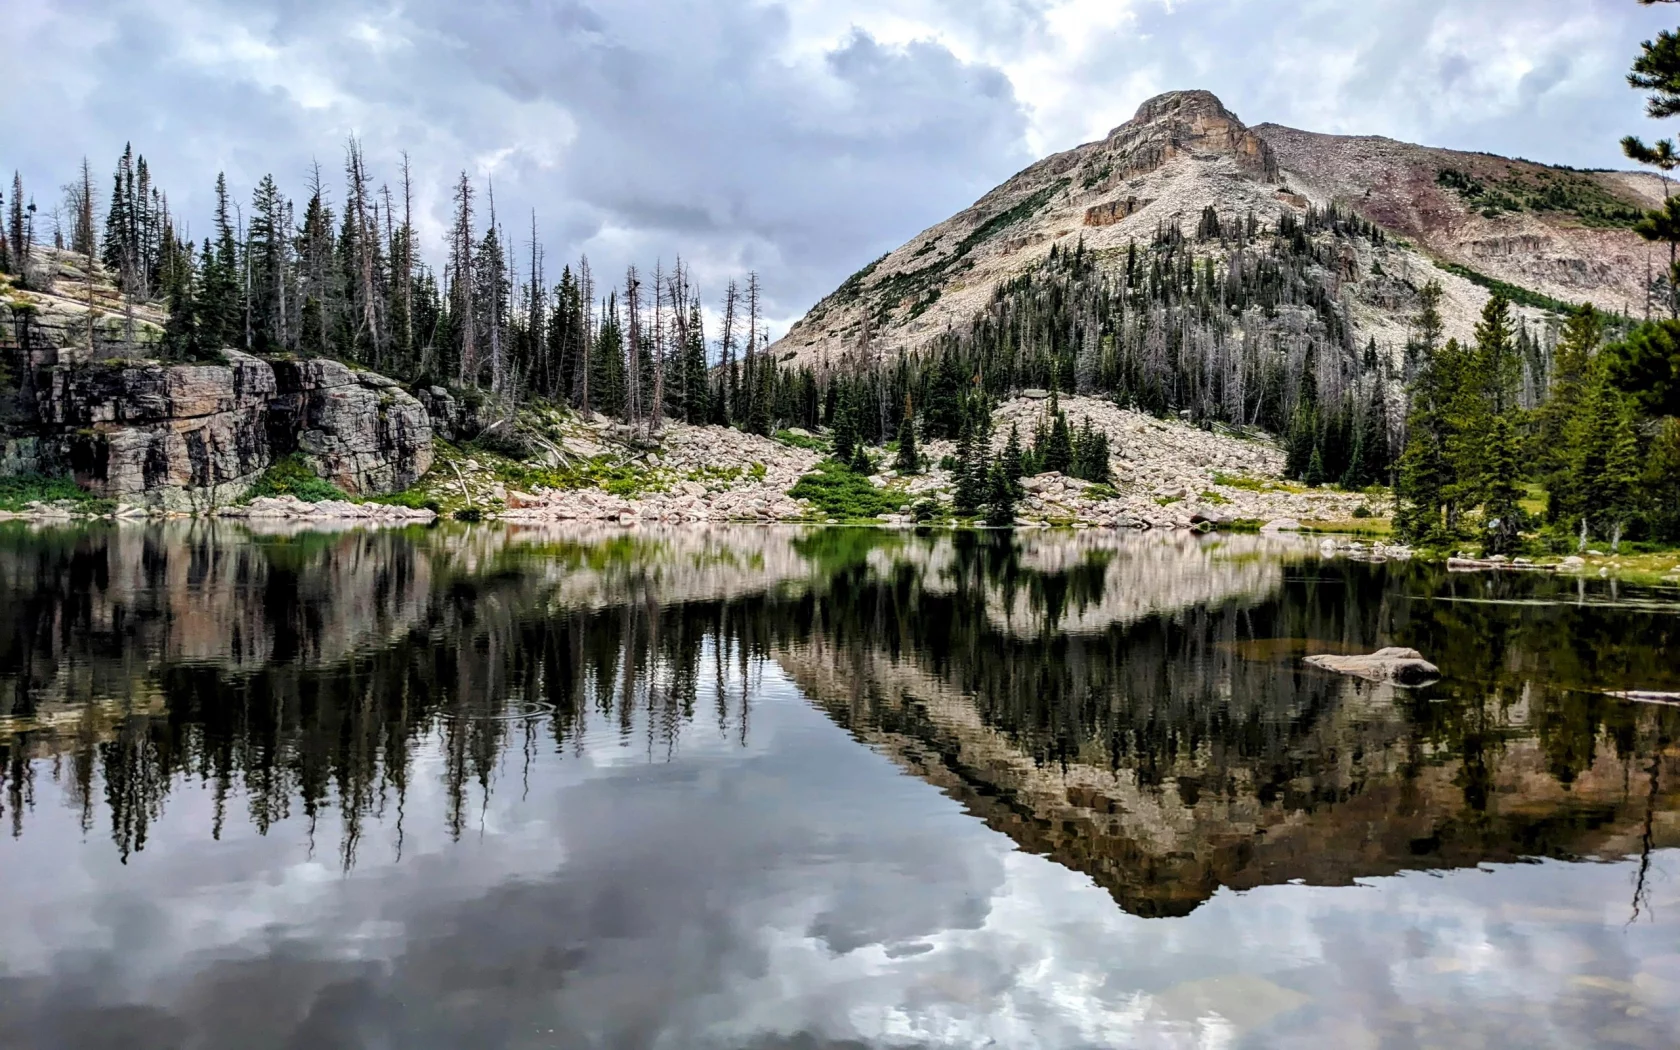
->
<box><xmin>1</xmin><ymin>522</ymin><xmax>1677</xmax><ymax>1049</ymax></box>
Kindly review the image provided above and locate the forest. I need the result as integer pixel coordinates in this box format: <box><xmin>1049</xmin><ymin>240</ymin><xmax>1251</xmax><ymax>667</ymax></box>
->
<box><xmin>0</xmin><ymin>129</ymin><xmax>1677</xmax><ymax>546</ymax></box>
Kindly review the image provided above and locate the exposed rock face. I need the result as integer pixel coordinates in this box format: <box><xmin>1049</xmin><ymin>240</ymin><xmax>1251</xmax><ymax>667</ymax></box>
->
<box><xmin>1105</xmin><ymin>89</ymin><xmax>1279</xmax><ymax>184</ymax></box>
<box><xmin>773</xmin><ymin>88</ymin><xmax>1654</xmax><ymax>370</ymax></box>
<box><xmin>4</xmin><ymin>349</ymin><xmax>431</xmax><ymax>509</ymax></box>
<box><xmin>1253</xmin><ymin>123</ymin><xmax>1662</xmax><ymax>317</ymax></box>
<box><xmin>3</xmin><ymin>246</ymin><xmax>433</xmax><ymax>509</ymax></box>
<box><xmin>270</xmin><ymin>359</ymin><xmax>433</xmax><ymax>494</ymax></box>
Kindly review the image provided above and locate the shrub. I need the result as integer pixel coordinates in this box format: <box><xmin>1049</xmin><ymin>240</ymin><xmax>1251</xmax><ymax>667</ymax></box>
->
<box><xmin>787</xmin><ymin>460</ymin><xmax>908</xmax><ymax>520</ymax></box>
<box><xmin>243</xmin><ymin>455</ymin><xmax>348</xmax><ymax>503</ymax></box>
<box><xmin>0</xmin><ymin>473</ymin><xmax>112</xmax><ymax>514</ymax></box>
<box><xmin>1352</xmin><ymin>505</ymin><xmax>1373</xmax><ymax>519</ymax></box>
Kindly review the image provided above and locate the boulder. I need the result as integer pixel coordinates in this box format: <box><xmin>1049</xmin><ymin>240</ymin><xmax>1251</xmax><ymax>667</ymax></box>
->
<box><xmin>1304</xmin><ymin>647</ymin><xmax>1440</xmax><ymax>686</ymax></box>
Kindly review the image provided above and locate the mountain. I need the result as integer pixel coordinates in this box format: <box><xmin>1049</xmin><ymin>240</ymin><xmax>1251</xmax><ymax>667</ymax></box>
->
<box><xmin>774</xmin><ymin>89</ymin><xmax>1662</xmax><ymax>369</ymax></box>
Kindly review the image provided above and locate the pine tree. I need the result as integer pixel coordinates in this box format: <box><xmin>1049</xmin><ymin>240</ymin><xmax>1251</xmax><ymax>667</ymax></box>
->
<box><xmin>1601</xmin><ymin>402</ymin><xmax>1643</xmax><ymax>552</ymax></box>
<box><xmin>1042</xmin><ymin>408</ymin><xmax>1073</xmax><ymax>474</ymax></box>
<box><xmin>1647</xmin><ymin>416</ymin><xmax>1680</xmax><ymax>542</ymax></box>
<box><xmin>1482</xmin><ymin>414</ymin><xmax>1525</xmax><ymax>555</ymax></box>
<box><xmin>984</xmin><ymin>462</ymin><xmax>1016</xmax><ymax>526</ymax></box>
<box><xmin>1071</xmin><ymin>417</ymin><xmax>1111</xmax><ymax>483</ymax></box>
<box><xmin>1305</xmin><ymin>446</ymin><xmax>1326</xmax><ymax>487</ymax></box>
<box><xmin>1571</xmin><ymin>374</ymin><xmax>1642</xmax><ymax>545</ymax></box>
<box><xmin>832</xmin><ymin>388</ymin><xmax>858</xmax><ymax>464</ymax></box>
<box><xmin>1538</xmin><ymin>305</ymin><xmax>1603</xmax><ymax>522</ymax></box>
<box><xmin>1000</xmin><ymin>423</ymin><xmax>1024</xmax><ymax>497</ymax></box>
<box><xmin>953</xmin><ymin>421</ymin><xmax>984</xmax><ymax>515</ymax></box>
<box><xmin>1475</xmin><ymin>294</ymin><xmax>1520</xmax><ymax>415</ymax></box>
<box><xmin>894</xmin><ymin>396</ymin><xmax>918</xmax><ymax>474</ymax></box>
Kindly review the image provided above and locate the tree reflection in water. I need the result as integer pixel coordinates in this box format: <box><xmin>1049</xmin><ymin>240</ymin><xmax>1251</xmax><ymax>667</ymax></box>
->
<box><xmin>0</xmin><ymin>521</ymin><xmax>1674</xmax><ymax>916</ymax></box>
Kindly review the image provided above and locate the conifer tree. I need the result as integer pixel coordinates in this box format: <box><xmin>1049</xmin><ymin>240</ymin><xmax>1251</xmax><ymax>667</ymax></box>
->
<box><xmin>952</xmin><ymin>422</ymin><xmax>983</xmax><ymax>515</ymax></box>
<box><xmin>1305</xmin><ymin>446</ymin><xmax>1326</xmax><ymax>488</ymax></box>
<box><xmin>832</xmin><ymin>388</ymin><xmax>858</xmax><ymax>464</ymax></box>
<box><xmin>1000</xmin><ymin>423</ymin><xmax>1024</xmax><ymax>498</ymax></box>
<box><xmin>1042</xmin><ymin>408</ymin><xmax>1073</xmax><ymax>474</ymax></box>
<box><xmin>894</xmin><ymin>396</ymin><xmax>918</xmax><ymax>474</ymax></box>
<box><xmin>1482</xmin><ymin>414</ymin><xmax>1525</xmax><ymax>555</ymax></box>
<box><xmin>1647</xmin><ymin>416</ymin><xmax>1680</xmax><ymax>542</ymax></box>
<box><xmin>984</xmin><ymin>462</ymin><xmax>1017</xmax><ymax>526</ymax></box>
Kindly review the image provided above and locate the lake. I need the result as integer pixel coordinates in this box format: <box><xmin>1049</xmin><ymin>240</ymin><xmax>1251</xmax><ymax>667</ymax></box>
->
<box><xmin>0</xmin><ymin>522</ymin><xmax>1677</xmax><ymax>1049</ymax></box>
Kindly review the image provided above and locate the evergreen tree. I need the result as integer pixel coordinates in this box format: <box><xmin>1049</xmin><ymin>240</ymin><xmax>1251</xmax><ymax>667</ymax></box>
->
<box><xmin>952</xmin><ymin>422</ymin><xmax>984</xmax><ymax>515</ymax></box>
<box><xmin>1538</xmin><ymin>305</ymin><xmax>1603</xmax><ymax>521</ymax></box>
<box><xmin>1474</xmin><ymin>294</ymin><xmax>1520</xmax><ymax>415</ymax></box>
<box><xmin>923</xmin><ymin>352</ymin><xmax>966</xmax><ymax>439</ymax></box>
<box><xmin>1042</xmin><ymin>409</ymin><xmax>1074</xmax><ymax>474</ymax></box>
<box><xmin>1305</xmin><ymin>446</ymin><xmax>1326</xmax><ymax>488</ymax></box>
<box><xmin>1482</xmin><ymin>414</ymin><xmax>1525</xmax><ymax>555</ymax></box>
<box><xmin>1647</xmin><ymin>416</ymin><xmax>1680</xmax><ymax>542</ymax></box>
<box><xmin>832</xmin><ymin>388</ymin><xmax>858</xmax><ymax>464</ymax></box>
<box><xmin>984</xmin><ymin>461</ymin><xmax>1017</xmax><ymax>526</ymax></box>
<box><xmin>1071</xmin><ymin>417</ymin><xmax>1111</xmax><ymax>483</ymax></box>
<box><xmin>1601</xmin><ymin>400</ymin><xmax>1643</xmax><ymax>552</ymax></box>
<box><xmin>1000</xmin><ymin>423</ymin><xmax>1024</xmax><ymax>498</ymax></box>
<box><xmin>894</xmin><ymin>396</ymin><xmax>918</xmax><ymax>474</ymax></box>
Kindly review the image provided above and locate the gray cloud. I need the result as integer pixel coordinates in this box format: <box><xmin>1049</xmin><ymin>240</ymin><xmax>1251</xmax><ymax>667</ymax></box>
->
<box><xmin>5</xmin><ymin>0</ymin><xmax>1677</xmax><ymax>334</ymax></box>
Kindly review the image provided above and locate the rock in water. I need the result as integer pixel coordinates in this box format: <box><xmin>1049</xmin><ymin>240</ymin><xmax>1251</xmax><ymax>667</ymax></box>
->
<box><xmin>1304</xmin><ymin>647</ymin><xmax>1440</xmax><ymax>686</ymax></box>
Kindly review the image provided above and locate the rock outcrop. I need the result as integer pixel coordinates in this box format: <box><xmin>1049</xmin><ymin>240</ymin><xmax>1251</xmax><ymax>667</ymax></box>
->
<box><xmin>268</xmin><ymin>359</ymin><xmax>433</xmax><ymax>495</ymax></box>
<box><xmin>4</xmin><ymin>351</ymin><xmax>431</xmax><ymax>511</ymax></box>
<box><xmin>773</xmin><ymin>89</ymin><xmax>1654</xmax><ymax>369</ymax></box>
<box><xmin>1304</xmin><ymin>648</ymin><xmax>1441</xmax><ymax>686</ymax></box>
<box><xmin>2</xmin><ymin>246</ymin><xmax>433</xmax><ymax>509</ymax></box>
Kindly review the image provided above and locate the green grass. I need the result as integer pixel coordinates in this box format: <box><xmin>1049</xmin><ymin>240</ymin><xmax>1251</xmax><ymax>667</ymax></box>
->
<box><xmin>1211</xmin><ymin>472</ymin><xmax>1268</xmax><ymax>491</ymax></box>
<box><xmin>787</xmin><ymin>460</ymin><xmax>909</xmax><ymax>521</ymax></box>
<box><xmin>243</xmin><ymin>454</ymin><xmax>350</xmax><ymax>503</ymax></box>
<box><xmin>0</xmin><ymin>474</ymin><xmax>114</xmax><ymax>514</ymax></box>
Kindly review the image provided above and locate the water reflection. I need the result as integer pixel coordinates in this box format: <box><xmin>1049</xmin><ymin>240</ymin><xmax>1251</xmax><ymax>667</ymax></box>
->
<box><xmin>0</xmin><ymin>522</ymin><xmax>1677</xmax><ymax>1048</ymax></box>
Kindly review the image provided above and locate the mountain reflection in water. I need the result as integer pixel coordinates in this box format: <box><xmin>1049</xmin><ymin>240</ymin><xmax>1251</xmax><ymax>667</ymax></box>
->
<box><xmin>0</xmin><ymin>522</ymin><xmax>1676</xmax><ymax>1049</ymax></box>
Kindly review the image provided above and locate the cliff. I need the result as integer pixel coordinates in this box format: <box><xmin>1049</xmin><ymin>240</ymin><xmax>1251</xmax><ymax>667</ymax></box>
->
<box><xmin>2</xmin><ymin>247</ymin><xmax>432</xmax><ymax>510</ymax></box>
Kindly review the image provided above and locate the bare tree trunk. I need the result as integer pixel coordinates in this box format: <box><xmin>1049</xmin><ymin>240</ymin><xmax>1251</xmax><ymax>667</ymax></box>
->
<box><xmin>625</xmin><ymin>265</ymin><xmax>643</xmax><ymax>427</ymax></box>
<box><xmin>650</xmin><ymin>260</ymin><xmax>666</xmax><ymax>435</ymax></box>
<box><xmin>576</xmin><ymin>256</ymin><xmax>593</xmax><ymax>415</ymax></box>
<box><xmin>399</xmin><ymin>153</ymin><xmax>414</xmax><ymax>357</ymax></box>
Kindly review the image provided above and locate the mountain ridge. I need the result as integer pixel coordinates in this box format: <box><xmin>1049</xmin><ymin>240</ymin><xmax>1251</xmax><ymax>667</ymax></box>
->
<box><xmin>774</xmin><ymin>89</ymin><xmax>1661</xmax><ymax>370</ymax></box>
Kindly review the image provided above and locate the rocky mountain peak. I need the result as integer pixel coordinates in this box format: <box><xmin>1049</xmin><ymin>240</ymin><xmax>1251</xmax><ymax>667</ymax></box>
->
<box><xmin>1101</xmin><ymin>89</ymin><xmax>1279</xmax><ymax>182</ymax></box>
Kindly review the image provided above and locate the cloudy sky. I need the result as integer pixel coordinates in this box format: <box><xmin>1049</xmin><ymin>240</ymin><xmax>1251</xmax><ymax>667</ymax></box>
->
<box><xmin>9</xmin><ymin>0</ymin><xmax>1680</xmax><ymax>334</ymax></box>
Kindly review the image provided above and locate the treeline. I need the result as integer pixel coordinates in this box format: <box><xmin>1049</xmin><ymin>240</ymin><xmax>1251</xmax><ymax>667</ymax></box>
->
<box><xmin>813</xmin><ymin>204</ymin><xmax>1401</xmax><ymax>493</ymax></box>
<box><xmin>1394</xmin><ymin>287</ymin><xmax>1680</xmax><ymax>550</ymax></box>
<box><xmin>1</xmin><ymin>147</ymin><xmax>817</xmax><ymax>435</ymax></box>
